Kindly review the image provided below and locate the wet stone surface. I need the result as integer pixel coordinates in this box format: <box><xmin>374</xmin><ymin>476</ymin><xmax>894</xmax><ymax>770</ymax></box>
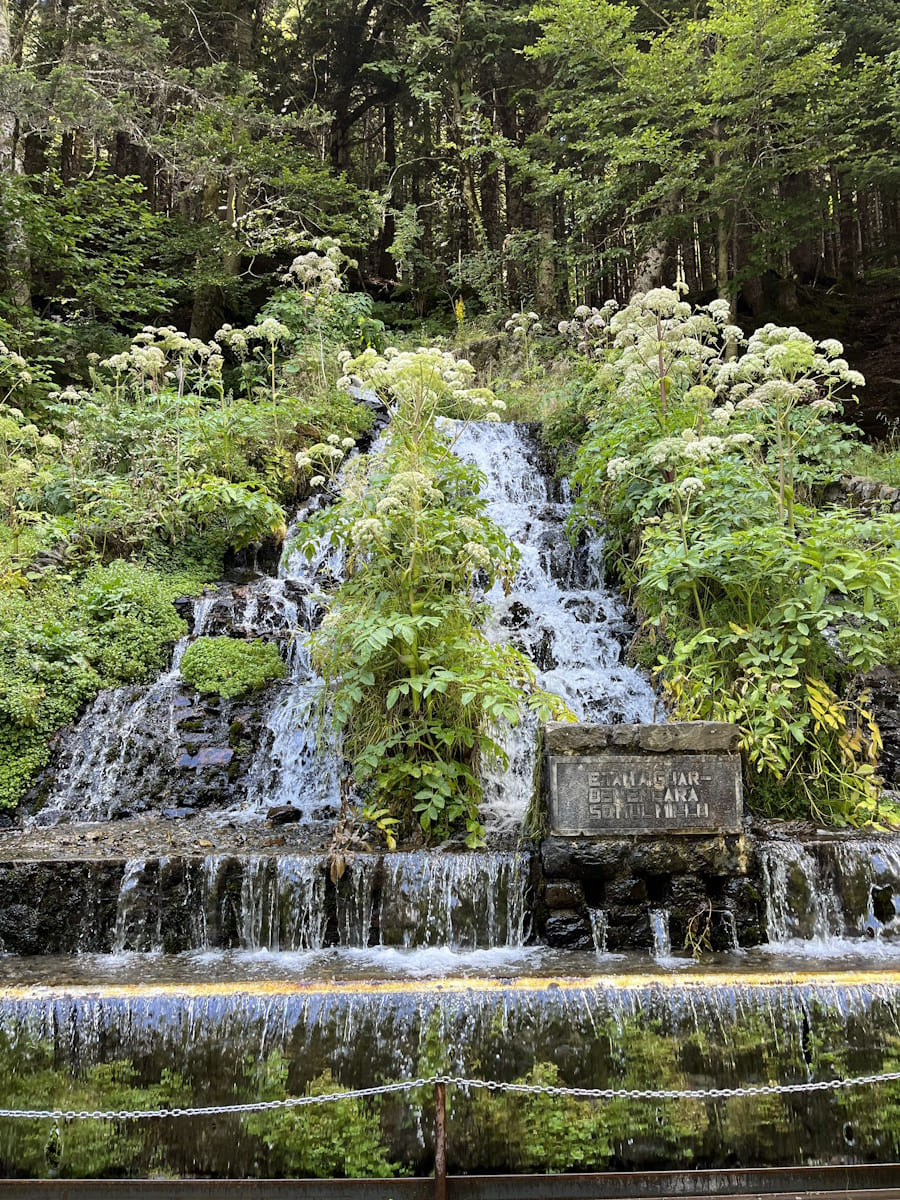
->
<box><xmin>549</xmin><ymin>752</ymin><xmax>743</xmax><ymax>835</ymax></box>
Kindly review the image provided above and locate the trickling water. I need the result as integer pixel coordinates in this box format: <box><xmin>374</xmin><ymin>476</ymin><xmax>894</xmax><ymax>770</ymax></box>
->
<box><xmin>240</xmin><ymin>519</ymin><xmax>346</xmax><ymax>821</ymax></box>
<box><xmin>588</xmin><ymin>908</ymin><xmax>609</xmax><ymax>955</ymax></box>
<box><xmin>102</xmin><ymin>851</ymin><xmax>530</xmax><ymax>953</ymax></box>
<box><xmin>449</xmin><ymin>421</ymin><xmax>659</xmax><ymax>829</ymax></box>
<box><xmin>649</xmin><ymin>908</ymin><xmax>672</xmax><ymax>958</ymax></box>
<box><xmin>377</xmin><ymin>851</ymin><xmax>529</xmax><ymax>949</ymax></box>
<box><xmin>760</xmin><ymin>840</ymin><xmax>900</xmax><ymax>946</ymax></box>
<box><xmin>112</xmin><ymin>859</ymin><xmax>151</xmax><ymax>953</ymax></box>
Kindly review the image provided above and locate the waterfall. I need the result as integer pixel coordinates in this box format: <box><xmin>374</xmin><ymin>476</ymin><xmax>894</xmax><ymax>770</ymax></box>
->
<box><xmin>2</xmin><ymin>973</ymin><xmax>900</xmax><ymax>1173</ymax></box>
<box><xmin>759</xmin><ymin>839</ymin><xmax>900</xmax><ymax>948</ymax></box>
<box><xmin>377</xmin><ymin>851</ymin><xmax>529</xmax><ymax>949</ymax></box>
<box><xmin>588</xmin><ymin>908</ymin><xmax>609</xmax><ymax>955</ymax></box>
<box><xmin>449</xmin><ymin>421</ymin><xmax>658</xmax><ymax>830</ymax></box>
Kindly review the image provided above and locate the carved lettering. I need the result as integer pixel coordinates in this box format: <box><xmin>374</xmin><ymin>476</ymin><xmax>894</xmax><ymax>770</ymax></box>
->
<box><xmin>549</xmin><ymin>752</ymin><xmax>742</xmax><ymax>835</ymax></box>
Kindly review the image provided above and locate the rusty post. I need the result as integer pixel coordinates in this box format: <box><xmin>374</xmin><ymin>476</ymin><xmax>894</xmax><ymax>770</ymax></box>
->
<box><xmin>434</xmin><ymin>1080</ymin><xmax>447</xmax><ymax>1200</ymax></box>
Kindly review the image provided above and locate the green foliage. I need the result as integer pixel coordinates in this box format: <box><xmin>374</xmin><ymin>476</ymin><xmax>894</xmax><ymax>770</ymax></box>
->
<box><xmin>453</xmin><ymin>1024</ymin><xmax>706</xmax><ymax>1170</ymax></box>
<box><xmin>0</xmin><ymin>306</ymin><xmax>371</xmax><ymax>810</ymax></box>
<box><xmin>23</xmin><ymin>169</ymin><xmax>181</xmax><ymax>326</ymax></box>
<box><xmin>569</xmin><ymin>292</ymin><xmax>900</xmax><ymax>825</ymax></box>
<box><xmin>0</xmin><ymin>559</ymin><xmax>203</xmax><ymax>809</ymax></box>
<box><xmin>306</xmin><ymin>345</ymin><xmax>570</xmax><ymax>845</ymax></box>
<box><xmin>466</xmin><ymin>1062</ymin><xmax>610</xmax><ymax>1170</ymax></box>
<box><xmin>180</xmin><ymin>636</ymin><xmax>286</xmax><ymax>699</ymax></box>
<box><xmin>0</xmin><ymin>1032</ymin><xmax>188</xmax><ymax>1178</ymax></box>
<box><xmin>244</xmin><ymin>1056</ymin><xmax>402</xmax><ymax>1178</ymax></box>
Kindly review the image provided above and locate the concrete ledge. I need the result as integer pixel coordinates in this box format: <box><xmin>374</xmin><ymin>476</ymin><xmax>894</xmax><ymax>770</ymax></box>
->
<box><xmin>544</xmin><ymin>721</ymin><xmax>741</xmax><ymax>755</ymax></box>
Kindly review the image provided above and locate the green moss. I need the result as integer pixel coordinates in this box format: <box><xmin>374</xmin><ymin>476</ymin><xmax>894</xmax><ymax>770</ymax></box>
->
<box><xmin>179</xmin><ymin>636</ymin><xmax>286</xmax><ymax>699</ymax></box>
<box><xmin>0</xmin><ymin>558</ymin><xmax>222</xmax><ymax>809</ymax></box>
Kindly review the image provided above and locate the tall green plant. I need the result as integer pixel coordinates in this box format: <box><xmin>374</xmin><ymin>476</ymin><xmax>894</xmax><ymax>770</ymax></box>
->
<box><xmin>304</xmin><ymin>346</ymin><xmax>568</xmax><ymax>845</ymax></box>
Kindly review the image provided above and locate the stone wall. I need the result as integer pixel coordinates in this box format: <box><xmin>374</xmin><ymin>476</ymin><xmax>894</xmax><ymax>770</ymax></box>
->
<box><xmin>536</xmin><ymin>833</ymin><xmax>764</xmax><ymax>952</ymax></box>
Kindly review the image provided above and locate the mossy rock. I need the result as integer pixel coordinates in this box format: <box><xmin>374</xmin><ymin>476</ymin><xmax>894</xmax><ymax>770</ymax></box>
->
<box><xmin>179</xmin><ymin>636</ymin><xmax>286</xmax><ymax>699</ymax></box>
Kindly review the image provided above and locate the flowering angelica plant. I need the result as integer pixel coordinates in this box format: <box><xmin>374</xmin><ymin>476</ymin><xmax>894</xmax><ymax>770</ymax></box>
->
<box><xmin>302</xmin><ymin>346</ymin><xmax>568</xmax><ymax>846</ymax></box>
<box><xmin>569</xmin><ymin>290</ymin><xmax>900</xmax><ymax>826</ymax></box>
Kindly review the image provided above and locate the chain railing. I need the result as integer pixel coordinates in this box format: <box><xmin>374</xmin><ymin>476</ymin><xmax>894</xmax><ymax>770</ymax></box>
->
<box><xmin>3</xmin><ymin>1067</ymin><xmax>900</xmax><ymax>1123</ymax></box>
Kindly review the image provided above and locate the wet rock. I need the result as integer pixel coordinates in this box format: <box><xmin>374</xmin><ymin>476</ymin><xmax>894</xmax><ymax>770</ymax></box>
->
<box><xmin>631</xmin><ymin>840</ymin><xmax>691</xmax><ymax>875</ymax></box>
<box><xmin>267</xmin><ymin>805</ymin><xmax>302</xmax><ymax>825</ymax></box>
<box><xmin>667</xmin><ymin>873</ymin><xmax>709</xmax><ymax>914</ymax></box>
<box><xmin>162</xmin><ymin>807</ymin><xmax>196</xmax><ymax>820</ymax></box>
<box><xmin>177</xmin><ymin>747</ymin><xmax>234</xmax><ymax>768</ymax></box>
<box><xmin>543</xmin><ymin>909</ymin><xmax>592</xmax><ymax>950</ymax></box>
<box><xmin>690</xmin><ymin>836</ymin><xmax>747</xmax><ymax>876</ymax></box>
<box><xmin>723</xmin><ymin>877</ymin><xmax>766</xmax><ymax>947</ymax></box>
<box><xmin>605</xmin><ymin>876</ymin><xmax>647</xmax><ymax>905</ymax></box>
<box><xmin>543</xmin><ymin>881</ymin><xmax>584</xmax><ymax>909</ymax></box>
<box><xmin>605</xmin><ymin>906</ymin><xmax>652</xmax><ymax>951</ymax></box>
<box><xmin>0</xmin><ymin>862</ymin><xmax>121</xmax><ymax>953</ymax></box>
<box><xmin>861</xmin><ymin>665</ymin><xmax>900</xmax><ymax>785</ymax></box>
<box><xmin>544</xmin><ymin>721</ymin><xmax>741</xmax><ymax>755</ymax></box>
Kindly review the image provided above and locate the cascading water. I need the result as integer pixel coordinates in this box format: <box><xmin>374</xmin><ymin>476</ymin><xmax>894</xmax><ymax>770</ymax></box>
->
<box><xmin>450</xmin><ymin>421</ymin><xmax>659</xmax><ymax>830</ymax></box>
<box><xmin>240</xmin><ymin>523</ymin><xmax>346</xmax><ymax>821</ymax></box>
<box><xmin>649</xmin><ymin>908</ymin><xmax>672</xmax><ymax>959</ymax></box>
<box><xmin>760</xmin><ymin>838</ymin><xmax>900</xmax><ymax>949</ymax></box>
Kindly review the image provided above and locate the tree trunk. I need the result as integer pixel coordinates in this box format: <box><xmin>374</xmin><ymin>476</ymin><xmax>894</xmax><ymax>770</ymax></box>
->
<box><xmin>189</xmin><ymin>176</ymin><xmax>224</xmax><ymax>340</ymax></box>
<box><xmin>378</xmin><ymin>104</ymin><xmax>397</xmax><ymax>279</ymax></box>
<box><xmin>0</xmin><ymin>0</ymin><xmax>31</xmax><ymax>313</ymax></box>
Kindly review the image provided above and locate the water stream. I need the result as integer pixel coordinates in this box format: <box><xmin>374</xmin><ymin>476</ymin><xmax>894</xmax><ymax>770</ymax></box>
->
<box><xmin>451</xmin><ymin>420</ymin><xmax>658</xmax><ymax>830</ymax></box>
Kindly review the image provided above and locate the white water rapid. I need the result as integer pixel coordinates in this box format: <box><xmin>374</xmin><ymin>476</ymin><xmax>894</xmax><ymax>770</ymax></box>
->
<box><xmin>451</xmin><ymin>420</ymin><xmax>659</xmax><ymax>829</ymax></box>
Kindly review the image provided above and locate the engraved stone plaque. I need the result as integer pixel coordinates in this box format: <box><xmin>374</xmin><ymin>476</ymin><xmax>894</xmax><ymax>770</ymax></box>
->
<box><xmin>548</xmin><ymin>752</ymin><xmax>742</xmax><ymax>835</ymax></box>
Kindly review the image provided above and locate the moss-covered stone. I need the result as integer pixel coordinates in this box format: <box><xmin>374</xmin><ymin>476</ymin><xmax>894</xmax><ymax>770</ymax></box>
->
<box><xmin>179</xmin><ymin>636</ymin><xmax>286</xmax><ymax>700</ymax></box>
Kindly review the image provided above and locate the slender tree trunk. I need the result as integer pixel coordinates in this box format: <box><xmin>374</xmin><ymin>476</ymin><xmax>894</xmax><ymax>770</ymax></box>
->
<box><xmin>0</xmin><ymin>0</ymin><xmax>31</xmax><ymax>313</ymax></box>
<box><xmin>189</xmin><ymin>176</ymin><xmax>223</xmax><ymax>340</ymax></box>
<box><xmin>378</xmin><ymin>104</ymin><xmax>397</xmax><ymax>279</ymax></box>
<box><xmin>449</xmin><ymin>77</ymin><xmax>486</xmax><ymax>251</ymax></box>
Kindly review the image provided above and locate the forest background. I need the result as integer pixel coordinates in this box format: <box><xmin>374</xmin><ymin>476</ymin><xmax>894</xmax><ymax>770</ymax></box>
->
<box><xmin>1</xmin><ymin>0</ymin><xmax>898</xmax><ymax>370</ymax></box>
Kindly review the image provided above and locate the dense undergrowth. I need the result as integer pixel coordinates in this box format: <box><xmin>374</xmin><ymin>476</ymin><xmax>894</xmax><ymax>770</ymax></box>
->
<box><xmin>2</xmin><ymin>243</ymin><xmax>899</xmax><ymax>834</ymax></box>
<box><xmin>0</xmin><ymin>247</ymin><xmax>372</xmax><ymax>810</ymax></box>
<box><xmin>544</xmin><ymin>291</ymin><xmax>900</xmax><ymax>825</ymax></box>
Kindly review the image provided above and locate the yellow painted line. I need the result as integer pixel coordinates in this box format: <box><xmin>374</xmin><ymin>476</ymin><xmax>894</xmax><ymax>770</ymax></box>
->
<box><xmin>4</xmin><ymin>970</ymin><xmax>900</xmax><ymax>1002</ymax></box>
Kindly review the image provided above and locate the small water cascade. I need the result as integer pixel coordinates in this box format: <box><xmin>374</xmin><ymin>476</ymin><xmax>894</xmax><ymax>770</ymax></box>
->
<box><xmin>241</xmin><ymin>524</ymin><xmax>346</xmax><ymax>820</ymax></box>
<box><xmin>588</xmin><ymin>907</ymin><xmax>609</xmax><ymax>954</ymax></box>
<box><xmin>649</xmin><ymin>908</ymin><xmax>672</xmax><ymax>959</ymax></box>
<box><xmin>2</xmin><ymin>972</ymin><xmax>900</xmax><ymax>1172</ymax></box>
<box><xmin>87</xmin><ymin>850</ymin><xmax>531</xmax><ymax>954</ymax></box>
<box><xmin>450</xmin><ymin>421</ymin><xmax>659</xmax><ymax>831</ymax></box>
<box><xmin>759</xmin><ymin>839</ymin><xmax>900</xmax><ymax>947</ymax></box>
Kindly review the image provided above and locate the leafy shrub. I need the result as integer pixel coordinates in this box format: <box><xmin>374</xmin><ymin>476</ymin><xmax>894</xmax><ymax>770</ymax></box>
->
<box><xmin>305</xmin><ymin>346</ymin><xmax>569</xmax><ymax>845</ymax></box>
<box><xmin>244</xmin><ymin>1056</ymin><xmax>402</xmax><ymax>1178</ymax></box>
<box><xmin>0</xmin><ymin>1032</ymin><xmax>188</xmax><ymax>1178</ymax></box>
<box><xmin>568</xmin><ymin>290</ymin><xmax>900</xmax><ymax>825</ymax></box>
<box><xmin>180</xmin><ymin>636</ymin><xmax>286</xmax><ymax>699</ymax></box>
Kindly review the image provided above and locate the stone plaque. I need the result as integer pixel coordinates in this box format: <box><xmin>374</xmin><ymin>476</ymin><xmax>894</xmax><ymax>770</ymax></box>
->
<box><xmin>548</xmin><ymin>753</ymin><xmax>742</xmax><ymax>835</ymax></box>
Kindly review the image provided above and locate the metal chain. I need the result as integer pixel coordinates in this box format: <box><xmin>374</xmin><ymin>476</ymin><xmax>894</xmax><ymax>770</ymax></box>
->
<box><xmin>4</xmin><ymin>1069</ymin><xmax>900</xmax><ymax>1123</ymax></box>
<box><xmin>435</xmin><ymin>1070</ymin><xmax>900</xmax><ymax>1102</ymax></box>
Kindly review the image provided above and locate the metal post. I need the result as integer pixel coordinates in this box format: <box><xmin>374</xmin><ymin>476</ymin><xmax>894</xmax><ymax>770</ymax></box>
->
<box><xmin>434</xmin><ymin>1080</ymin><xmax>447</xmax><ymax>1200</ymax></box>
